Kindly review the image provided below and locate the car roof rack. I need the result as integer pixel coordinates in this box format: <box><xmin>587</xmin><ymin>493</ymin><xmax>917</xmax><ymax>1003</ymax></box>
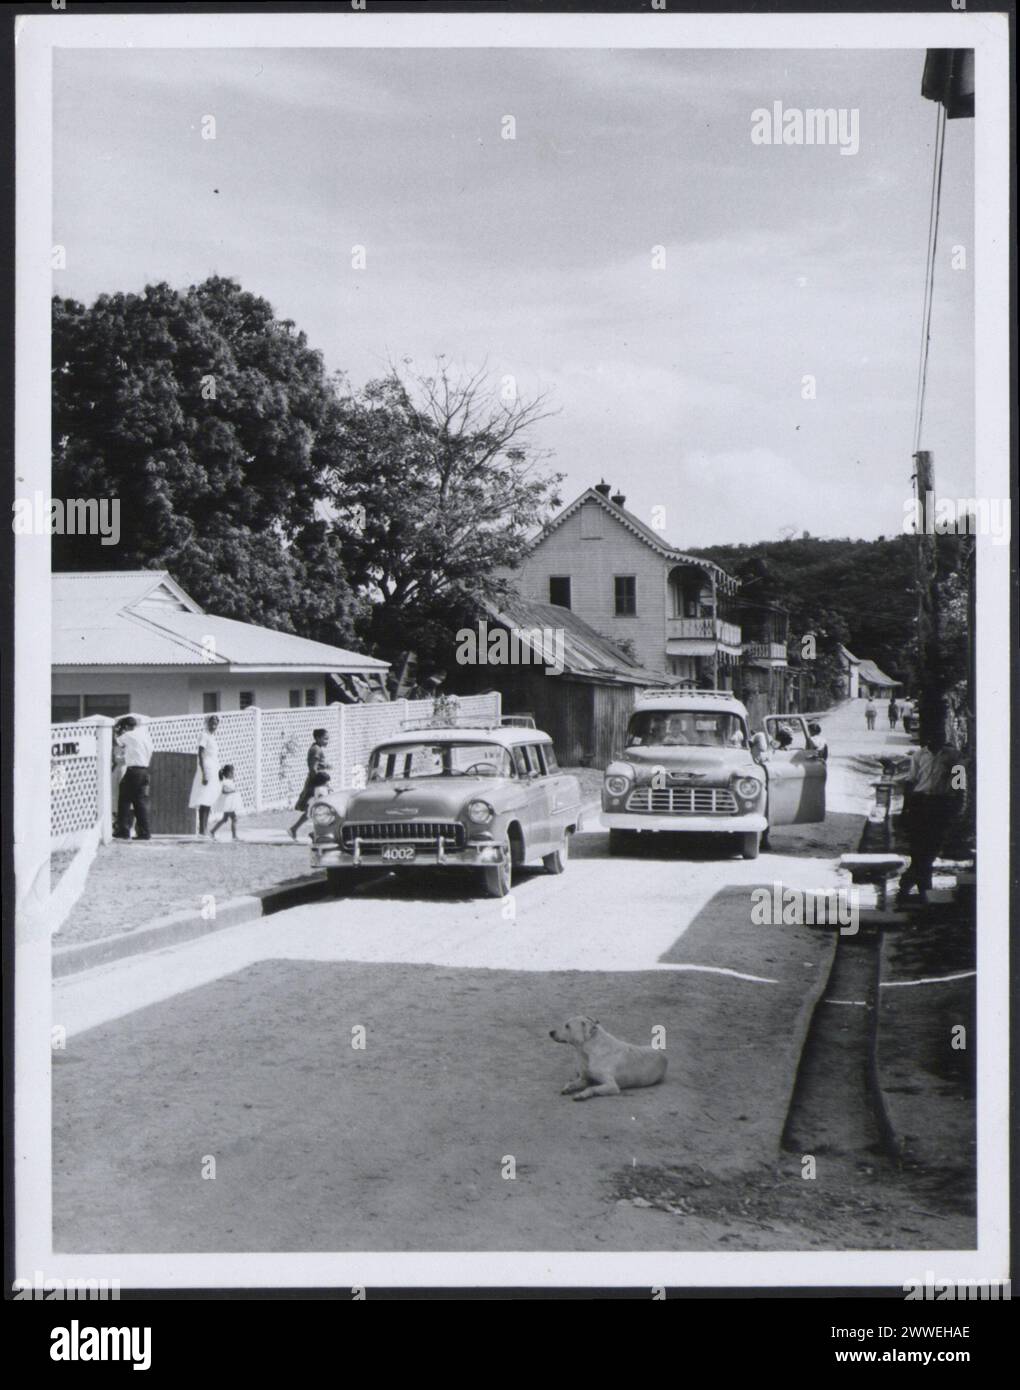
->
<box><xmin>398</xmin><ymin>716</ymin><xmax>508</xmax><ymax>732</ymax></box>
<box><xmin>636</xmin><ymin>687</ymin><xmax>740</xmax><ymax>702</ymax></box>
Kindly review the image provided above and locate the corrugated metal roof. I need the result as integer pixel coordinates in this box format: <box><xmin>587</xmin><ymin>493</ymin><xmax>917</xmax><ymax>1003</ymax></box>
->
<box><xmin>482</xmin><ymin>595</ymin><xmax>673</xmax><ymax>686</ymax></box>
<box><xmin>857</xmin><ymin>658</ymin><xmax>902</xmax><ymax>688</ymax></box>
<box><xmin>52</xmin><ymin>571</ymin><xmax>389</xmax><ymax>672</ymax></box>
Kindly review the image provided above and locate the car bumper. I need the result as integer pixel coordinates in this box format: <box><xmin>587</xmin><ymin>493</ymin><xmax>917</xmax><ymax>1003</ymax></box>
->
<box><xmin>311</xmin><ymin>839</ymin><xmax>507</xmax><ymax>870</ymax></box>
<box><xmin>602</xmin><ymin>811</ymin><xmax>768</xmax><ymax>834</ymax></box>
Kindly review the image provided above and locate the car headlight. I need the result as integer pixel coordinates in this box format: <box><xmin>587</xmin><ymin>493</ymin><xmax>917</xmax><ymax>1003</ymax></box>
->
<box><xmin>735</xmin><ymin>776</ymin><xmax>764</xmax><ymax>800</ymax></box>
<box><xmin>604</xmin><ymin>774</ymin><xmax>631</xmax><ymax>797</ymax></box>
<box><xmin>311</xmin><ymin>803</ymin><xmax>338</xmax><ymax>826</ymax></box>
<box><xmin>466</xmin><ymin>800</ymin><xmax>494</xmax><ymax>824</ymax></box>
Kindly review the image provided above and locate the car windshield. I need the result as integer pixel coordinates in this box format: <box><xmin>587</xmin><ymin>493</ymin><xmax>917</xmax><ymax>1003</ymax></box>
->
<box><xmin>625</xmin><ymin>710</ymin><xmax>747</xmax><ymax>749</ymax></box>
<box><xmin>369</xmin><ymin>742</ymin><xmax>515</xmax><ymax>780</ymax></box>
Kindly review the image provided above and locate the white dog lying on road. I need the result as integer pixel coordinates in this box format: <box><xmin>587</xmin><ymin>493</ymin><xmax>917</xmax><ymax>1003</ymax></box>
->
<box><xmin>549</xmin><ymin>1015</ymin><xmax>667</xmax><ymax>1101</ymax></box>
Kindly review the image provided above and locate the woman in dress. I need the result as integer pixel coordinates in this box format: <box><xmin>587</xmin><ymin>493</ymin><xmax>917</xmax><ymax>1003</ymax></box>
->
<box><xmin>188</xmin><ymin>714</ymin><xmax>220</xmax><ymax>836</ymax></box>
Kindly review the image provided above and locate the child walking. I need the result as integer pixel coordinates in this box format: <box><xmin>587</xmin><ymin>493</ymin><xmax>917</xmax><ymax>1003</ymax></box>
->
<box><xmin>209</xmin><ymin>764</ymin><xmax>243</xmax><ymax>840</ymax></box>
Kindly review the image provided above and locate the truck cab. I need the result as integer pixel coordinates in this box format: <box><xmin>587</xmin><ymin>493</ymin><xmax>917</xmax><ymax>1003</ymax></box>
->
<box><xmin>600</xmin><ymin>689</ymin><xmax>826</xmax><ymax>859</ymax></box>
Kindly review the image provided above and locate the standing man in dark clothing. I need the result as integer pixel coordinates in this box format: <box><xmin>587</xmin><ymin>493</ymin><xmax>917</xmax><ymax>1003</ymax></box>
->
<box><xmin>893</xmin><ymin>736</ymin><xmax>960</xmax><ymax>907</ymax></box>
<box><xmin>114</xmin><ymin>716</ymin><xmax>154</xmax><ymax>840</ymax></box>
<box><xmin>888</xmin><ymin>697</ymin><xmax>900</xmax><ymax>729</ymax></box>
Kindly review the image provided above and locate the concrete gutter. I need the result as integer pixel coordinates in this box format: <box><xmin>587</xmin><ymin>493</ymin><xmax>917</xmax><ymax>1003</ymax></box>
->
<box><xmin>51</xmin><ymin>874</ymin><xmax>328</xmax><ymax>979</ymax></box>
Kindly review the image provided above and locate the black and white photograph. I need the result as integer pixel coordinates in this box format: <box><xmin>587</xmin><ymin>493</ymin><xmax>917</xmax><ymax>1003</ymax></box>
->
<box><xmin>9</xmin><ymin>3</ymin><xmax>1013</xmax><ymax>1321</ymax></box>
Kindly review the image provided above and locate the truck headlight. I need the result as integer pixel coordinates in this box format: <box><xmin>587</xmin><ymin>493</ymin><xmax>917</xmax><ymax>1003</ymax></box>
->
<box><xmin>735</xmin><ymin>776</ymin><xmax>764</xmax><ymax>801</ymax></box>
<box><xmin>466</xmin><ymin>800</ymin><xmax>494</xmax><ymax>824</ymax></box>
<box><xmin>604</xmin><ymin>774</ymin><xmax>631</xmax><ymax>797</ymax></box>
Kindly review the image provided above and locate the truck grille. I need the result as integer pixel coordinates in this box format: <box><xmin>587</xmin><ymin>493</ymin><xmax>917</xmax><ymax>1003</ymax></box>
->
<box><xmin>625</xmin><ymin>786</ymin><xmax>738</xmax><ymax>816</ymax></box>
<box><xmin>341</xmin><ymin>821</ymin><xmax>466</xmax><ymax>849</ymax></box>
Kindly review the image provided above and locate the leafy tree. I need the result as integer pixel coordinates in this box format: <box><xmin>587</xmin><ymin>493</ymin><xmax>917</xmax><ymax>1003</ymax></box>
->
<box><xmin>51</xmin><ymin>277</ymin><xmax>356</xmax><ymax>641</ymax></box>
<box><xmin>322</xmin><ymin>359</ymin><xmax>562</xmax><ymax>664</ymax></box>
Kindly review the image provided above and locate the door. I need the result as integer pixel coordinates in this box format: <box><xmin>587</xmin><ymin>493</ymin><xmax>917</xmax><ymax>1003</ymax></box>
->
<box><xmin>147</xmin><ymin>751</ymin><xmax>198</xmax><ymax>835</ymax></box>
<box><xmin>536</xmin><ymin>740</ymin><xmax>577</xmax><ymax>847</ymax></box>
<box><xmin>762</xmin><ymin>715</ymin><xmax>826</xmax><ymax>825</ymax></box>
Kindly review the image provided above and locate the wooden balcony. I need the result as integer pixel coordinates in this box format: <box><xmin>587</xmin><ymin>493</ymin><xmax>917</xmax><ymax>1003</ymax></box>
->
<box><xmin>666</xmin><ymin>617</ymin><xmax>742</xmax><ymax>649</ymax></box>
<box><xmin>744</xmin><ymin>640</ymin><xmax>789</xmax><ymax>664</ymax></box>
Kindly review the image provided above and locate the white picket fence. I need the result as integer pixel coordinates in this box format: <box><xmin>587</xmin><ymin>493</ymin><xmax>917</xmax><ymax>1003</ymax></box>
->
<box><xmin>50</xmin><ymin>692</ymin><xmax>502</xmax><ymax>848</ymax></box>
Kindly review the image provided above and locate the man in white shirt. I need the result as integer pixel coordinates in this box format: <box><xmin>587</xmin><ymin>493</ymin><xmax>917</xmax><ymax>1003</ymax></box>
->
<box><xmin>114</xmin><ymin>717</ymin><xmax>154</xmax><ymax>840</ymax></box>
<box><xmin>893</xmin><ymin>735</ymin><xmax>961</xmax><ymax>906</ymax></box>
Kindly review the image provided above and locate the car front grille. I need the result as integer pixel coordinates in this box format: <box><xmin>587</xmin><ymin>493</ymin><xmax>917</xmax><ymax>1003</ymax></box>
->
<box><xmin>340</xmin><ymin>821</ymin><xmax>466</xmax><ymax>849</ymax></box>
<box><xmin>625</xmin><ymin>786</ymin><xmax>738</xmax><ymax>815</ymax></box>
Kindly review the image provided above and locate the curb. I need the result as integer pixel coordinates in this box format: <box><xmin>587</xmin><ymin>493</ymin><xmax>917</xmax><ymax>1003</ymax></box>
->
<box><xmin>52</xmin><ymin>874</ymin><xmax>328</xmax><ymax>979</ymax></box>
<box><xmin>55</xmin><ymin>800</ymin><xmax>605</xmax><ymax>979</ymax></box>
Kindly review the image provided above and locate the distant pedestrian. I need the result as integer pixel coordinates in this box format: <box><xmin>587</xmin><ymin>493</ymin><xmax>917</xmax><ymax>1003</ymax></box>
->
<box><xmin>188</xmin><ymin>714</ymin><xmax>220</xmax><ymax>836</ymax></box>
<box><xmin>865</xmin><ymin>699</ymin><xmax>877</xmax><ymax>730</ymax></box>
<box><xmin>209</xmin><ymin>764</ymin><xmax>243</xmax><ymax>840</ymax></box>
<box><xmin>888</xmin><ymin>697</ymin><xmax>900</xmax><ymax>730</ymax></box>
<box><xmin>114</xmin><ymin>716</ymin><xmax>154</xmax><ymax>840</ymax></box>
<box><xmin>289</xmin><ymin>728</ymin><xmax>332</xmax><ymax>839</ymax></box>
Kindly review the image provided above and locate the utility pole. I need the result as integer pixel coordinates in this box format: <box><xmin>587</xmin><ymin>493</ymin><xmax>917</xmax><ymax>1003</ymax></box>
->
<box><xmin>912</xmin><ymin>450</ymin><xmax>947</xmax><ymax>744</ymax></box>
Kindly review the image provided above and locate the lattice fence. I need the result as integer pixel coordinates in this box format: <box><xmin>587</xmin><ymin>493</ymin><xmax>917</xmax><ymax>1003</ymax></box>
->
<box><xmin>49</xmin><ymin>692</ymin><xmax>503</xmax><ymax>841</ymax></box>
<box><xmin>260</xmin><ymin>706</ymin><xmax>339</xmax><ymax>811</ymax></box>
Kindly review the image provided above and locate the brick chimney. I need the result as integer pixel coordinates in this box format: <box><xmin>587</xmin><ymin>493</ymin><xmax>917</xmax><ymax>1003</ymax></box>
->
<box><xmin>594</xmin><ymin>480</ymin><xmax>612</xmax><ymax>498</ymax></box>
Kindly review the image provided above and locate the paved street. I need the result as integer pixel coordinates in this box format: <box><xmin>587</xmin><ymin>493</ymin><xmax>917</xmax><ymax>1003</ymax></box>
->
<box><xmin>53</xmin><ymin>702</ymin><xmax>951</xmax><ymax>1253</ymax></box>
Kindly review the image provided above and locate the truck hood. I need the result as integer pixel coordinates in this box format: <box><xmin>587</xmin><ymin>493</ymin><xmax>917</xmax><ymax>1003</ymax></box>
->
<box><xmin>616</xmin><ymin>745</ymin><xmax>759</xmax><ymax>782</ymax></box>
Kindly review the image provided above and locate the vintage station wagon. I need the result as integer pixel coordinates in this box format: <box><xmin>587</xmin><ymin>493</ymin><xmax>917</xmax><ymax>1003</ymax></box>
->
<box><xmin>601</xmin><ymin>690</ymin><xmax>826</xmax><ymax>859</ymax></box>
<box><xmin>309</xmin><ymin>720</ymin><xmax>582</xmax><ymax>898</ymax></box>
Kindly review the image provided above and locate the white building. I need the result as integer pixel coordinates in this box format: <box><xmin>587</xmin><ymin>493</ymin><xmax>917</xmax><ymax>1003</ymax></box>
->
<box><xmin>51</xmin><ymin>570</ymin><xmax>389</xmax><ymax>720</ymax></box>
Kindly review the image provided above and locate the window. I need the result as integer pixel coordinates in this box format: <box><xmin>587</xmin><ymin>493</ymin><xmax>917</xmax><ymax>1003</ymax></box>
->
<box><xmin>239</xmin><ymin>691</ymin><xmax>255</xmax><ymax>710</ymax></box>
<box><xmin>202</xmin><ymin>692</ymin><xmax>221</xmax><ymax>714</ymax></box>
<box><xmin>540</xmin><ymin>742</ymin><xmax>560</xmax><ymax>774</ymax></box>
<box><xmin>289</xmin><ymin>690</ymin><xmax>302</xmax><ymax>708</ymax></box>
<box><xmin>83</xmin><ymin>694</ymin><xmax>130</xmax><ymax>719</ymax></box>
<box><xmin>512</xmin><ymin>746</ymin><xmax>532</xmax><ymax>778</ymax></box>
<box><xmin>614</xmin><ymin>575</ymin><xmax>637</xmax><ymax>617</ymax></box>
<box><xmin>304</xmin><ymin>688</ymin><xmax>318</xmax><ymax>707</ymax></box>
<box><xmin>549</xmin><ymin>576</ymin><xmax>571</xmax><ymax>609</ymax></box>
<box><xmin>51</xmin><ymin>695</ymin><xmax>82</xmax><ymax>723</ymax></box>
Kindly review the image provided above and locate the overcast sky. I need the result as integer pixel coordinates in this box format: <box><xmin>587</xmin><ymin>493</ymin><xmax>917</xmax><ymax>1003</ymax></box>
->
<box><xmin>53</xmin><ymin>46</ymin><xmax>974</xmax><ymax>547</ymax></box>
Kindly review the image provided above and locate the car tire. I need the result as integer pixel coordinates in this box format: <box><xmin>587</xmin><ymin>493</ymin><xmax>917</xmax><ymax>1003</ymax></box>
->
<box><xmin>481</xmin><ymin>836</ymin><xmax>513</xmax><ymax>898</ymax></box>
<box><xmin>740</xmin><ymin>831</ymin><xmax>761</xmax><ymax>860</ymax></box>
<box><xmin>543</xmin><ymin>829</ymin><xmax>570</xmax><ymax>874</ymax></box>
<box><xmin>608</xmin><ymin>829</ymin><xmax>633</xmax><ymax>855</ymax></box>
<box><xmin>325</xmin><ymin>868</ymin><xmax>354</xmax><ymax>895</ymax></box>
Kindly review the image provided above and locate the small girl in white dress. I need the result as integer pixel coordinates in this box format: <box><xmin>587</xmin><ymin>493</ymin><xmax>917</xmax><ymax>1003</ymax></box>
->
<box><xmin>209</xmin><ymin>764</ymin><xmax>244</xmax><ymax>840</ymax></box>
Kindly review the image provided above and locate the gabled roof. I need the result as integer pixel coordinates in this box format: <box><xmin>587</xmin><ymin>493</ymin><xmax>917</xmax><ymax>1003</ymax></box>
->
<box><xmin>839</xmin><ymin>644</ymin><xmax>861</xmax><ymax>666</ymax></box>
<box><xmin>481</xmin><ymin>594</ymin><xmax>673</xmax><ymax>687</ymax></box>
<box><xmin>529</xmin><ymin>488</ymin><xmax>740</xmax><ymax>596</ymax></box>
<box><xmin>52</xmin><ymin>571</ymin><xmax>389</xmax><ymax>672</ymax></box>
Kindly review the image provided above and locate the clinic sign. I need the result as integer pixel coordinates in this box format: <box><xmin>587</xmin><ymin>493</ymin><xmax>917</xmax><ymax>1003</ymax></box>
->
<box><xmin>52</xmin><ymin>734</ymin><xmax>97</xmax><ymax>760</ymax></box>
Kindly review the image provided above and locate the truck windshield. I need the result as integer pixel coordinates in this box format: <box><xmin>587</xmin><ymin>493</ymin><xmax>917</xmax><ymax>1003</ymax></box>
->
<box><xmin>369</xmin><ymin>742</ymin><xmax>515</xmax><ymax>780</ymax></box>
<box><xmin>625</xmin><ymin>711</ymin><xmax>747</xmax><ymax>749</ymax></box>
